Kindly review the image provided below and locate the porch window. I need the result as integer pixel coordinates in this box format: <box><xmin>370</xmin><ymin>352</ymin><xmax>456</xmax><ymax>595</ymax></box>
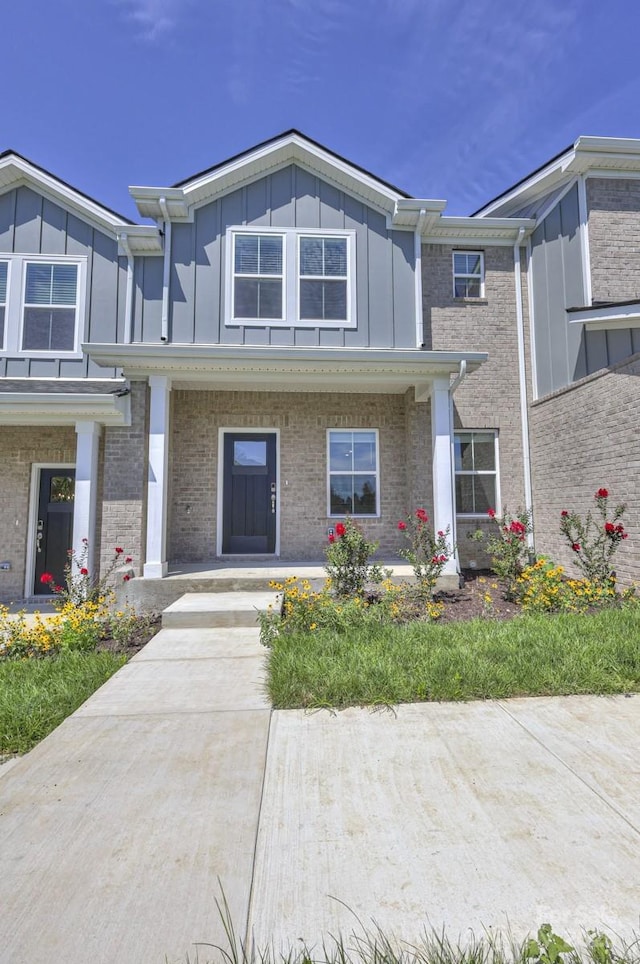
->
<box><xmin>453</xmin><ymin>251</ymin><xmax>484</xmax><ymax>298</ymax></box>
<box><xmin>0</xmin><ymin>261</ymin><xmax>7</xmax><ymax>349</ymax></box>
<box><xmin>454</xmin><ymin>430</ymin><xmax>499</xmax><ymax>515</ymax></box>
<box><xmin>232</xmin><ymin>233</ymin><xmax>284</xmax><ymax>321</ymax></box>
<box><xmin>328</xmin><ymin>429</ymin><xmax>379</xmax><ymax>516</ymax></box>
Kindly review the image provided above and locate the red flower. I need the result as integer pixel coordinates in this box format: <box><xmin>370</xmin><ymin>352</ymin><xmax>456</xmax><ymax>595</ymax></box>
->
<box><xmin>40</xmin><ymin>572</ymin><xmax>54</xmax><ymax>584</ymax></box>
<box><xmin>397</xmin><ymin>521</ymin><xmax>407</xmax><ymax>531</ymax></box>
<box><xmin>415</xmin><ymin>509</ymin><xmax>428</xmax><ymax>522</ymax></box>
<box><xmin>54</xmin><ymin>585</ymin><xmax>63</xmax><ymax>593</ymax></box>
<box><xmin>82</xmin><ymin>537</ymin><xmax>88</xmax><ymax>545</ymax></box>
<box><xmin>328</xmin><ymin>533</ymin><xmax>335</xmax><ymax>543</ymax></box>
<box><xmin>125</xmin><ymin>556</ymin><xmax>133</xmax><ymax>564</ymax></box>
<box><xmin>335</xmin><ymin>523</ymin><xmax>346</xmax><ymax>537</ymax></box>
<box><xmin>115</xmin><ymin>547</ymin><xmax>123</xmax><ymax>555</ymax></box>
<box><xmin>508</xmin><ymin>520</ymin><xmax>526</xmax><ymax>536</ymax></box>
<box><xmin>596</xmin><ymin>488</ymin><xmax>609</xmax><ymax>499</ymax></box>
<box><xmin>605</xmin><ymin>522</ymin><xmax>616</xmax><ymax>535</ymax></box>
<box><xmin>80</xmin><ymin>567</ymin><xmax>89</xmax><ymax>576</ymax></box>
<box><xmin>561</xmin><ymin>510</ymin><xmax>569</xmax><ymax>518</ymax></box>
<box><xmin>438</xmin><ymin>530</ymin><xmax>445</xmax><ymax>537</ymax></box>
<box><xmin>487</xmin><ymin>508</ymin><xmax>496</xmax><ymax>519</ymax></box>
<box><xmin>123</xmin><ymin>574</ymin><xmax>131</xmax><ymax>582</ymax></box>
<box><xmin>572</xmin><ymin>543</ymin><xmax>581</xmax><ymax>552</ymax></box>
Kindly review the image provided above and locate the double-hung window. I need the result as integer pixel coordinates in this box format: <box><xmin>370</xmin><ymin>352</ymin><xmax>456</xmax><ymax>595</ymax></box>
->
<box><xmin>454</xmin><ymin>431</ymin><xmax>499</xmax><ymax>516</ymax></box>
<box><xmin>228</xmin><ymin>228</ymin><xmax>355</xmax><ymax>327</ymax></box>
<box><xmin>0</xmin><ymin>255</ymin><xmax>84</xmax><ymax>356</ymax></box>
<box><xmin>233</xmin><ymin>233</ymin><xmax>284</xmax><ymax>321</ymax></box>
<box><xmin>328</xmin><ymin>429</ymin><xmax>379</xmax><ymax>516</ymax></box>
<box><xmin>0</xmin><ymin>261</ymin><xmax>7</xmax><ymax>349</ymax></box>
<box><xmin>453</xmin><ymin>251</ymin><xmax>484</xmax><ymax>298</ymax></box>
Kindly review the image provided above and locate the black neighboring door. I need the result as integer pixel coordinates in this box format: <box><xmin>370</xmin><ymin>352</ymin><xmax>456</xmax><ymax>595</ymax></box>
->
<box><xmin>222</xmin><ymin>433</ymin><xmax>276</xmax><ymax>554</ymax></box>
<box><xmin>34</xmin><ymin>469</ymin><xmax>75</xmax><ymax>594</ymax></box>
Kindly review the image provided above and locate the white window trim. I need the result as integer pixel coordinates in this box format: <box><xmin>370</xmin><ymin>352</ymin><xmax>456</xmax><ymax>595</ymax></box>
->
<box><xmin>454</xmin><ymin>429</ymin><xmax>501</xmax><ymax>518</ymax></box>
<box><xmin>327</xmin><ymin>428</ymin><xmax>380</xmax><ymax>518</ymax></box>
<box><xmin>0</xmin><ymin>259</ymin><xmax>7</xmax><ymax>352</ymax></box>
<box><xmin>0</xmin><ymin>253</ymin><xmax>86</xmax><ymax>359</ymax></box>
<box><xmin>225</xmin><ymin>226</ymin><xmax>356</xmax><ymax>329</ymax></box>
<box><xmin>452</xmin><ymin>250</ymin><xmax>485</xmax><ymax>299</ymax></box>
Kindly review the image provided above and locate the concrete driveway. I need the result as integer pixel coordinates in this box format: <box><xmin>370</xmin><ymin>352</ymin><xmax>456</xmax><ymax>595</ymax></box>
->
<box><xmin>1</xmin><ymin>626</ymin><xmax>639</xmax><ymax>962</ymax></box>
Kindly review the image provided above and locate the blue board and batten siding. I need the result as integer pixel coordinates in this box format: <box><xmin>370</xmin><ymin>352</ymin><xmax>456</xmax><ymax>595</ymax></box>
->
<box><xmin>132</xmin><ymin>165</ymin><xmax>416</xmax><ymax>349</ymax></box>
<box><xmin>530</xmin><ymin>183</ymin><xmax>640</xmax><ymax>396</ymax></box>
<box><xmin>0</xmin><ymin>186</ymin><xmax>121</xmax><ymax>378</ymax></box>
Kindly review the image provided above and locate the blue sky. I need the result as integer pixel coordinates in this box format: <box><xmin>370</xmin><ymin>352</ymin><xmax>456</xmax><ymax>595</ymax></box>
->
<box><xmin>5</xmin><ymin>1</ymin><xmax>640</xmax><ymax>220</ymax></box>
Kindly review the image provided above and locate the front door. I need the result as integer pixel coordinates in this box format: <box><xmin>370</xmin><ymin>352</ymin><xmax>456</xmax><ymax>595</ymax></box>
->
<box><xmin>222</xmin><ymin>433</ymin><xmax>277</xmax><ymax>554</ymax></box>
<box><xmin>34</xmin><ymin>469</ymin><xmax>75</xmax><ymax>594</ymax></box>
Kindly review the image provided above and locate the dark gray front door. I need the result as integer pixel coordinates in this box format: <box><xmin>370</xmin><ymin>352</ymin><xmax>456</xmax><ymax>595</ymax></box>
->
<box><xmin>34</xmin><ymin>468</ymin><xmax>75</xmax><ymax>594</ymax></box>
<box><xmin>222</xmin><ymin>433</ymin><xmax>277</xmax><ymax>554</ymax></box>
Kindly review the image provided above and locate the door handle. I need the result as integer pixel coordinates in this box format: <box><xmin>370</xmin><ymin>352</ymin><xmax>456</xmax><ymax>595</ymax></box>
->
<box><xmin>270</xmin><ymin>482</ymin><xmax>276</xmax><ymax>515</ymax></box>
<box><xmin>36</xmin><ymin>521</ymin><xmax>44</xmax><ymax>553</ymax></box>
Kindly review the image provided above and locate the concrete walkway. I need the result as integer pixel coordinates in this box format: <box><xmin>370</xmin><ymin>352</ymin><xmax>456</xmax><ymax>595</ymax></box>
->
<box><xmin>1</xmin><ymin>623</ymin><xmax>640</xmax><ymax>961</ymax></box>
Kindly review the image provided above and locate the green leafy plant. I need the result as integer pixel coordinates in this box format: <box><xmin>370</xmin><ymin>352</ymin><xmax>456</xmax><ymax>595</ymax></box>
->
<box><xmin>39</xmin><ymin>540</ymin><xmax>134</xmax><ymax>607</ymax></box>
<box><xmin>524</xmin><ymin>925</ymin><xmax>574</xmax><ymax>964</ymax></box>
<box><xmin>469</xmin><ymin>506</ymin><xmax>533</xmax><ymax>599</ymax></box>
<box><xmin>397</xmin><ymin>508</ymin><xmax>451</xmax><ymax>599</ymax></box>
<box><xmin>559</xmin><ymin>488</ymin><xmax>628</xmax><ymax>587</ymax></box>
<box><xmin>324</xmin><ymin>518</ymin><xmax>384</xmax><ymax>598</ymax></box>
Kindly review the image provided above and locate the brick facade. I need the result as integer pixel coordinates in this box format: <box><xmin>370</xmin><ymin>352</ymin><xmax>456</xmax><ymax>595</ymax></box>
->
<box><xmin>169</xmin><ymin>389</ymin><xmax>432</xmax><ymax>562</ymax></box>
<box><xmin>529</xmin><ymin>354</ymin><xmax>640</xmax><ymax>587</ymax></box>
<box><xmin>587</xmin><ymin>177</ymin><xmax>640</xmax><ymax>303</ymax></box>
<box><xmin>0</xmin><ymin>427</ymin><xmax>77</xmax><ymax>603</ymax></box>
<box><xmin>99</xmin><ymin>381</ymin><xmax>148</xmax><ymax>576</ymax></box>
<box><xmin>423</xmin><ymin>243</ymin><xmax>530</xmax><ymax>565</ymax></box>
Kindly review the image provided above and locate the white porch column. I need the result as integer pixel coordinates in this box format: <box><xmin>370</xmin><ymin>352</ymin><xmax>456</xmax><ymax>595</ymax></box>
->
<box><xmin>73</xmin><ymin>420</ymin><xmax>102</xmax><ymax>574</ymax></box>
<box><xmin>431</xmin><ymin>378</ymin><xmax>458</xmax><ymax>576</ymax></box>
<box><xmin>144</xmin><ymin>375</ymin><xmax>171</xmax><ymax>578</ymax></box>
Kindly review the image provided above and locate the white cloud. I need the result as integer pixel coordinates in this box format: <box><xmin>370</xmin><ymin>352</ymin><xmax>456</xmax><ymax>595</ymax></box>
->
<box><xmin>117</xmin><ymin>0</ymin><xmax>191</xmax><ymax>40</ymax></box>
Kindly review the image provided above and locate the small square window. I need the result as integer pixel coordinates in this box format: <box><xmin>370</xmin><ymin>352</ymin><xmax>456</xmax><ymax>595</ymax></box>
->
<box><xmin>453</xmin><ymin>251</ymin><xmax>484</xmax><ymax>299</ymax></box>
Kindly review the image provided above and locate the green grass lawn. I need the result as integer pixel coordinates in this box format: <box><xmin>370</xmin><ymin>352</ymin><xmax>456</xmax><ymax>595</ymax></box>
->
<box><xmin>267</xmin><ymin>607</ymin><xmax>640</xmax><ymax>708</ymax></box>
<box><xmin>0</xmin><ymin>650</ymin><xmax>127</xmax><ymax>756</ymax></box>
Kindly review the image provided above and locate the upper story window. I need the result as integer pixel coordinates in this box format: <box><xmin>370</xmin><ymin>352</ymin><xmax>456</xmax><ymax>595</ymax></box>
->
<box><xmin>454</xmin><ymin>430</ymin><xmax>499</xmax><ymax>516</ymax></box>
<box><xmin>227</xmin><ymin>227</ymin><xmax>355</xmax><ymax>328</ymax></box>
<box><xmin>0</xmin><ymin>262</ymin><xmax>7</xmax><ymax>349</ymax></box>
<box><xmin>453</xmin><ymin>251</ymin><xmax>484</xmax><ymax>298</ymax></box>
<box><xmin>0</xmin><ymin>254</ymin><xmax>85</xmax><ymax>357</ymax></box>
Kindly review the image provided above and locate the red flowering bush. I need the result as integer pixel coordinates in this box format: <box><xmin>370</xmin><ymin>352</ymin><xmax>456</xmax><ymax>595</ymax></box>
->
<box><xmin>397</xmin><ymin>508</ymin><xmax>451</xmax><ymax>599</ymax></box>
<box><xmin>472</xmin><ymin>507</ymin><xmax>533</xmax><ymax>599</ymax></box>
<box><xmin>325</xmin><ymin>517</ymin><xmax>383</xmax><ymax>597</ymax></box>
<box><xmin>560</xmin><ymin>488</ymin><xmax>628</xmax><ymax>586</ymax></box>
<box><xmin>47</xmin><ymin>541</ymin><xmax>135</xmax><ymax>607</ymax></box>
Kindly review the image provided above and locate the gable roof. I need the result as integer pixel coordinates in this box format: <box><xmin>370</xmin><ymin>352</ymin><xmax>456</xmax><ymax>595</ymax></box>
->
<box><xmin>130</xmin><ymin>130</ymin><xmax>411</xmax><ymax>220</ymax></box>
<box><xmin>0</xmin><ymin>150</ymin><xmax>162</xmax><ymax>252</ymax></box>
<box><xmin>473</xmin><ymin>136</ymin><xmax>640</xmax><ymax>218</ymax></box>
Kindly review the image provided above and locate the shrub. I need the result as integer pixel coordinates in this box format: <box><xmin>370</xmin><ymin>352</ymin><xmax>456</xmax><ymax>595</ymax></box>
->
<box><xmin>516</xmin><ymin>558</ymin><xmax>618</xmax><ymax>613</ymax></box>
<box><xmin>324</xmin><ymin>518</ymin><xmax>384</xmax><ymax>598</ymax></box>
<box><xmin>559</xmin><ymin>488</ymin><xmax>628</xmax><ymax>587</ymax></box>
<box><xmin>469</xmin><ymin>507</ymin><xmax>533</xmax><ymax>599</ymax></box>
<box><xmin>397</xmin><ymin>508</ymin><xmax>451</xmax><ymax>598</ymax></box>
<box><xmin>39</xmin><ymin>541</ymin><xmax>134</xmax><ymax>607</ymax></box>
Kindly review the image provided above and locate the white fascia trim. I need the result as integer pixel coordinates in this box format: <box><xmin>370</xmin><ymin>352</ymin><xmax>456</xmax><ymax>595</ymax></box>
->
<box><xmin>0</xmin><ymin>392</ymin><xmax>130</xmax><ymax>426</ymax></box>
<box><xmin>577</xmin><ymin>175</ymin><xmax>593</xmax><ymax>306</ymax></box>
<box><xmin>0</xmin><ymin>154</ymin><xmax>132</xmax><ymax>236</ymax></box>
<box><xmin>568</xmin><ymin>303</ymin><xmax>640</xmax><ymax>329</ymax></box>
<box><xmin>473</xmin><ymin>151</ymin><xmax>577</xmax><ymax>217</ymax></box>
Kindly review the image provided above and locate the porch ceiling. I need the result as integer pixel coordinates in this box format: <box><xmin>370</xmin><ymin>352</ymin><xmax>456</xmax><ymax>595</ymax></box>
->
<box><xmin>85</xmin><ymin>344</ymin><xmax>488</xmax><ymax>394</ymax></box>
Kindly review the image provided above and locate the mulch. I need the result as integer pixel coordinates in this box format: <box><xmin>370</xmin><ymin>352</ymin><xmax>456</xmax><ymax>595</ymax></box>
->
<box><xmin>434</xmin><ymin>570</ymin><xmax>520</xmax><ymax>622</ymax></box>
<box><xmin>97</xmin><ymin>616</ymin><xmax>162</xmax><ymax>659</ymax></box>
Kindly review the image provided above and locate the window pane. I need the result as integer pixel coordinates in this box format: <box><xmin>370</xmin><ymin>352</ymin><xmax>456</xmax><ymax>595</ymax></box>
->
<box><xmin>50</xmin><ymin>476</ymin><xmax>75</xmax><ymax>503</ymax></box>
<box><xmin>455</xmin><ymin>475</ymin><xmax>474</xmax><ymax>514</ymax></box>
<box><xmin>235</xmin><ymin>236</ymin><xmax>259</xmax><ymax>274</ymax></box>
<box><xmin>0</xmin><ymin>306</ymin><xmax>4</xmax><ymax>348</ymax></box>
<box><xmin>454</xmin><ymin>434</ymin><xmax>474</xmax><ymax>471</ymax></box>
<box><xmin>466</xmin><ymin>254</ymin><xmax>482</xmax><ymax>276</ymax></box>
<box><xmin>50</xmin><ymin>309</ymin><xmax>76</xmax><ymax>350</ymax></box>
<box><xmin>454</xmin><ymin>279</ymin><xmax>468</xmax><ymax>298</ymax></box>
<box><xmin>329</xmin><ymin>436</ymin><xmax>353</xmax><ymax>471</ymax></box>
<box><xmin>259</xmin><ymin>236</ymin><xmax>282</xmax><ymax>275</ymax></box>
<box><xmin>465</xmin><ymin>279</ymin><xmax>481</xmax><ymax>297</ymax></box>
<box><xmin>473</xmin><ymin>435</ymin><xmax>495</xmax><ymax>471</ymax></box>
<box><xmin>0</xmin><ymin>262</ymin><xmax>7</xmax><ymax>302</ymax></box>
<box><xmin>300</xmin><ymin>279</ymin><xmax>346</xmax><ymax>320</ymax></box>
<box><xmin>234</xmin><ymin>278</ymin><xmax>282</xmax><ymax>319</ymax></box>
<box><xmin>474</xmin><ymin>475</ymin><xmax>496</xmax><ymax>513</ymax></box>
<box><xmin>324</xmin><ymin>239</ymin><xmax>347</xmax><ymax>276</ymax></box>
<box><xmin>234</xmin><ymin>440</ymin><xmax>267</xmax><ymax>466</ymax></box>
<box><xmin>353</xmin><ymin>432</ymin><xmax>376</xmax><ymax>470</ymax></box>
<box><xmin>51</xmin><ymin>264</ymin><xmax>77</xmax><ymax>304</ymax></box>
<box><xmin>300</xmin><ymin>238</ymin><xmax>323</xmax><ymax>275</ymax></box>
<box><xmin>330</xmin><ymin>475</ymin><xmax>353</xmax><ymax>514</ymax></box>
<box><xmin>26</xmin><ymin>263</ymin><xmax>54</xmax><ymax>304</ymax></box>
<box><xmin>453</xmin><ymin>253</ymin><xmax>468</xmax><ymax>274</ymax></box>
<box><xmin>353</xmin><ymin>475</ymin><xmax>376</xmax><ymax>514</ymax></box>
<box><xmin>23</xmin><ymin>307</ymin><xmax>75</xmax><ymax>351</ymax></box>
